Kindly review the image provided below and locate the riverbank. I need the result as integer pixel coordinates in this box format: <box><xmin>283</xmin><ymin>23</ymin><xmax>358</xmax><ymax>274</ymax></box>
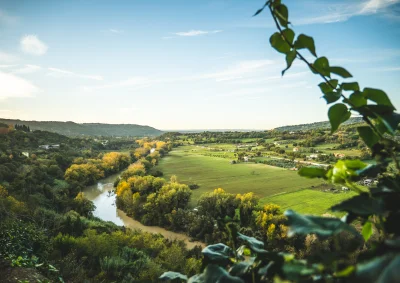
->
<box><xmin>84</xmin><ymin>173</ymin><xmax>205</xmax><ymax>249</ymax></box>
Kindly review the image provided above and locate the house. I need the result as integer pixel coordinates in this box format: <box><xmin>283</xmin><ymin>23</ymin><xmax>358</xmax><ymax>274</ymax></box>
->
<box><xmin>293</xmin><ymin>147</ymin><xmax>299</xmax><ymax>152</ymax></box>
<box><xmin>334</xmin><ymin>153</ymin><xmax>346</xmax><ymax>159</ymax></box>
<box><xmin>39</xmin><ymin>144</ymin><xmax>60</xmax><ymax>150</ymax></box>
<box><xmin>274</xmin><ymin>142</ymin><xmax>280</xmax><ymax>146</ymax></box>
<box><xmin>309</xmin><ymin>154</ymin><xmax>319</xmax><ymax>159</ymax></box>
<box><xmin>22</xmin><ymin>152</ymin><xmax>29</xmax><ymax>158</ymax></box>
<box><xmin>342</xmin><ymin>186</ymin><xmax>349</xmax><ymax>191</ymax></box>
<box><xmin>243</xmin><ymin>156</ymin><xmax>249</xmax><ymax>162</ymax></box>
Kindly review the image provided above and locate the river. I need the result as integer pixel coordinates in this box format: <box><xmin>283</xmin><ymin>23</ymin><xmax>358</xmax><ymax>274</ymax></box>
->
<box><xmin>83</xmin><ymin>173</ymin><xmax>204</xmax><ymax>249</ymax></box>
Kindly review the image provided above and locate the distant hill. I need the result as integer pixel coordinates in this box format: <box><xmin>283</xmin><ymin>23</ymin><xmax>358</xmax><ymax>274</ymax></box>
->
<box><xmin>274</xmin><ymin>117</ymin><xmax>364</xmax><ymax>132</ymax></box>
<box><xmin>0</xmin><ymin>118</ymin><xmax>163</xmax><ymax>137</ymax></box>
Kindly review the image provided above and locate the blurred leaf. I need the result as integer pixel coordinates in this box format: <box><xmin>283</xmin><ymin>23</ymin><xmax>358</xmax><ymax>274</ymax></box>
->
<box><xmin>274</xmin><ymin>4</ymin><xmax>289</xmax><ymax>27</ymax></box>
<box><xmin>362</xmin><ymin>222</ymin><xmax>373</xmax><ymax>242</ymax></box>
<box><xmin>160</xmin><ymin>271</ymin><xmax>188</xmax><ymax>281</ymax></box>
<box><xmin>355</xmin><ymin>254</ymin><xmax>400</xmax><ymax>283</ymax></box>
<box><xmin>349</xmin><ymin>91</ymin><xmax>367</xmax><ymax>107</ymax></box>
<box><xmin>329</xmin><ymin>66</ymin><xmax>352</xmax><ymax>78</ymax></box>
<box><xmin>284</xmin><ymin>209</ymin><xmax>360</xmax><ymax>239</ymax></box>
<box><xmin>202</xmin><ymin>243</ymin><xmax>235</xmax><ymax>264</ymax></box>
<box><xmin>323</xmin><ymin>92</ymin><xmax>341</xmax><ymax>104</ymax></box>
<box><xmin>363</xmin><ymin>88</ymin><xmax>395</xmax><ymax>110</ymax></box>
<box><xmin>229</xmin><ymin>258</ymin><xmax>255</xmax><ymax>276</ymax></box>
<box><xmin>282</xmin><ymin>28</ymin><xmax>295</xmax><ymax>44</ymax></box>
<box><xmin>342</xmin><ymin>82</ymin><xmax>360</xmax><ymax>91</ymax></box>
<box><xmin>294</xmin><ymin>34</ymin><xmax>316</xmax><ymax>56</ymax></box>
<box><xmin>282</xmin><ymin>261</ymin><xmax>322</xmax><ymax>281</ymax></box>
<box><xmin>312</xmin><ymin>57</ymin><xmax>330</xmax><ymax>77</ymax></box>
<box><xmin>203</xmin><ymin>264</ymin><xmax>244</xmax><ymax>283</ymax></box>
<box><xmin>331</xmin><ymin>194</ymin><xmax>384</xmax><ymax>217</ymax></box>
<box><xmin>318</xmin><ymin>79</ymin><xmax>338</xmax><ymax>94</ymax></box>
<box><xmin>357</xmin><ymin>126</ymin><xmax>380</xmax><ymax>148</ymax></box>
<box><xmin>298</xmin><ymin>167</ymin><xmax>327</xmax><ymax>179</ymax></box>
<box><xmin>237</xmin><ymin>233</ymin><xmax>266</xmax><ymax>253</ymax></box>
<box><xmin>328</xmin><ymin>103</ymin><xmax>351</xmax><ymax>133</ymax></box>
<box><xmin>282</xmin><ymin>49</ymin><xmax>296</xmax><ymax>75</ymax></box>
<box><xmin>270</xmin><ymin>32</ymin><xmax>291</xmax><ymax>54</ymax></box>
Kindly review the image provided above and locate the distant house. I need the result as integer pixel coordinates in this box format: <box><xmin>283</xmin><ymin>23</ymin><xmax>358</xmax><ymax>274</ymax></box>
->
<box><xmin>293</xmin><ymin>147</ymin><xmax>299</xmax><ymax>152</ymax></box>
<box><xmin>243</xmin><ymin>156</ymin><xmax>249</xmax><ymax>162</ymax></box>
<box><xmin>274</xmin><ymin>142</ymin><xmax>280</xmax><ymax>146</ymax></box>
<box><xmin>309</xmin><ymin>154</ymin><xmax>319</xmax><ymax>159</ymax></box>
<box><xmin>289</xmin><ymin>131</ymin><xmax>295</xmax><ymax>134</ymax></box>
<box><xmin>334</xmin><ymin>153</ymin><xmax>346</xmax><ymax>159</ymax></box>
<box><xmin>39</xmin><ymin>144</ymin><xmax>60</xmax><ymax>150</ymax></box>
<box><xmin>22</xmin><ymin>152</ymin><xmax>29</xmax><ymax>158</ymax></box>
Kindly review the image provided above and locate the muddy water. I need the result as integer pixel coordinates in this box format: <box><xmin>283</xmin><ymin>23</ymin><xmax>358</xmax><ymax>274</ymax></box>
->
<box><xmin>84</xmin><ymin>173</ymin><xmax>204</xmax><ymax>249</ymax></box>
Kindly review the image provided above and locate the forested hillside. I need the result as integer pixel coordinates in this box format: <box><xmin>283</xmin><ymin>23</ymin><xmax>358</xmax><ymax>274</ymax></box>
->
<box><xmin>0</xmin><ymin>118</ymin><xmax>163</xmax><ymax>137</ymax></box>
<box><xmin>274</xmin><ymin>117</ymin><xmax>363</xmax><ymax>132</ymax></box>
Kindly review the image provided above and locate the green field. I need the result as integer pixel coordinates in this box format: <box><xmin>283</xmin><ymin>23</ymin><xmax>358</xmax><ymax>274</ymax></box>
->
<box><xmin>157</xmin><ymin>146</ymin><xmax>325</xmax><ymax>206</ymax></box>
<box><xmin>260</xmin><ymin>189</ymin><xmax>356</xmax><ymax>215</ymax></box>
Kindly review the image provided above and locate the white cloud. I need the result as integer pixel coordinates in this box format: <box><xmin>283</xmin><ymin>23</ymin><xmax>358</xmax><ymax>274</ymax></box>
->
<box><xmin>20</xmin><ymin>35</ymin><xmax>48</xmax><ymax>56</ymax></box>
<box><xmin>298</xmin><ymin>0</ymin><xmax>400</xmax><ymax>25</ymax></box>
<box><xmin>173</xmin><ymin>29</ymin><xmax>222</xmax><ymax>37</ymax></box>
<box><xmin>47</xmin><ymin>67</ymin><xmax>103</xmax><ymax>80</ymax></box>
<box><xmin>13</xmin><ymin>64</ymin><xmax>42</xmax><ymax>74</ymax></box>
<box><xmin>0</xmin><ymin>70</ymin><xmax>40</xmax><ymax>99</ymax></box>
<box><xmin>0</xmin><ymin>51</ymin><xmax>19</xmax><ymax>63</ymax></box>
<box><xmin>0</xmin><ymin>9</ymin><xmax>18</xmax><ymax>25</ymax></box>
<box><xmin>102</xmin><ymin>28</ymin><xmax>124</xmax><ymax>34</ymax></box>
<box><xmin>201</xmin><ymin>59</ymin><xmax>275</xmax><ymax>81</ymax></box>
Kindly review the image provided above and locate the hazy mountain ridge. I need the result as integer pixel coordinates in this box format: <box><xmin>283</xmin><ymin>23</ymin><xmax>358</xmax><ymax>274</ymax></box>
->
<box><xmin>274</xmin><ymin>117</ymin><xmax>364</xmax><ymax>132</ymax></box>
<box><xmin>0</xmin><ymin>118</ymin><xmax>163</xmax><ymax>137</ymax></box>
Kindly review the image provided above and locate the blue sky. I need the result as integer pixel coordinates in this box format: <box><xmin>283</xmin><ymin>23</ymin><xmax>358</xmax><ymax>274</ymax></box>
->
<box><xmin>0</xmin><ymin>0</ymin><xmax>399</xmax><ymax>130</ymax></box>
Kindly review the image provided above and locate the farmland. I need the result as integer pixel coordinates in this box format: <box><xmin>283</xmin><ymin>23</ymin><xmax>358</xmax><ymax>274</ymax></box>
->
<box><xmin>157</xmin><ymin>145</ymin><xmax>329</xmax><ymax>207</ymax></box>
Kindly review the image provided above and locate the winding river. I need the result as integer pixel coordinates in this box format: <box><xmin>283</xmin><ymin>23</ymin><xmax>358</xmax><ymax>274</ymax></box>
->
<box><xmin>83</xmin><ymin>173</ymin><xmax>204</xmax><ymax>249</ymax></box>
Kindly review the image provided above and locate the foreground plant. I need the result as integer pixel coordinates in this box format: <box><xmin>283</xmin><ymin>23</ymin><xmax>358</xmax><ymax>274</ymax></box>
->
<box><xmin>160</xmin><ymin>0</ymin><xmax>400</xmax><ymax>282</ymax></box>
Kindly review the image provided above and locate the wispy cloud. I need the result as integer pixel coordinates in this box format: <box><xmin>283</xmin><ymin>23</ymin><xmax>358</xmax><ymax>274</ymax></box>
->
<box><xmin>201</xmin><ymin>59</ymin><xmax>275</xmax><ymax>82</ymax></box>
<box><xmin>0</xmin><ymin>9</ymin><xmax>18</xmax><ymax>25</ymax></box>
<box><xmin>0</xmin><ymin>70</ymin><xmax>40</xmax><ymax>99</ymax></box>
<box><xmin>47</xmin><ymin>67</ymin><xmax>103</xmax><ymax>80</ymax></box>
<box><xmin>13</xmin><ymin>64</ymin><xmax>42</xmax><ymax>74</ymax></box>
<box><xmin>0</xmin><ymin>51</ymin><xmax>19</xmax><ymax>63</ymax></box>
<box><xmin>102</xmin><ymin>28</ymin><xmax>124</xmax><ymax>34</ymax></box>
<box><xmin>164</xmin><ymin>29</ymin><xmax>223</xmax><ymax>39</ymax></box>
<box><xmin>298</xmin><ymin>0</ymin><xmax>400</xmax><ymax>25</ymax></box>
<box><xmin>374</xmin><ymin>66</ymin><xmax>400</xmax><ymax>71</ymax></box>
<box><xmin>20</xmin><ymin>35</ymin><xmax>48</xmax><ymax>56</ymax></box>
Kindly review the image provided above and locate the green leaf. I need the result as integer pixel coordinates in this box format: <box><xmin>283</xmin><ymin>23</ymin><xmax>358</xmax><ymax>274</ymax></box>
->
<box><xmin>361</xmin><ymin>222</ymin><xmax>373</xmax><ymax>242</ymax></box>
<box><xmin>312</xmin><ymin>57</ymin><xmax>330</xmax><ymax>77</ymax></box>
<box><xmin>284</xmin><ymin>209</ymin><xmax>360</xmax><ymax>239</ymax></box>
<box><xmin>326</xmin><ymin>160</ymin><xmax>367</xmax><ymax>184</ymax></box>
<box><xmin>323</xmin><ymin>92</ymin><xmax>341</xmax><ymax>104</ymax></box>
<box><xmin>270</xmin><ymin>32</ymin><xmax>291</xmax><ymax>54</ymax></box>
<box><xmin>282</xmin><ymin>49</ymin><xmax>296</xmax><ymax>75</ymax></box>
<box><xmin>342</xmin><ymin>82</ymin><xmax>360</xmax><ymax>91</ymax></box>
<box><xmin>329</xmin><ymin>66</ymin><xmax>352</xmax><ymax>78</ymax></box>
<box><xmin>355</xmin><ymin>254</ymin><xmax>400</xmax><ymax>283</ymax></box>
<box><xmin>160</xmin><ymin>271</ymin><xmax>188</xmax><ymax>281</ymax></box>
<box><xmin>294</xmin><ymin>34</ymin><xmax>317</xmax><ymax>57</ymax></box>
<box><xmin>357</xmin><ymin>126</ymin><xmax>379</xmax><ymax>148</ymax></box>
<box><xmin>331</xmin><ymin>194</ymin><xmax>384</xmax><ymax>217</ymax></box>
<box><xmin>328</xmin><ymin>103</ymin><xmax>351</xmax><ymax>133</ymax></box>
<box><xmin>349</xmin><ymin>91</ymin><xmax>367</xmax><ymax>107</ymax></box>
<box><xmin>298</xmin><ymin>167</ymin><xmax>327</xmax><ymax>179</ymax></box>
<box><xmin>237</xmin><ymin>232</ymin><xmax>266</xmax><ymax>254</ymax></box>
<box><xmin>282</xmin><ymin>28</ymin><xmax>295</xmax><ymax>44</ymax></box>
<box><xmin>318</xmin><ymin>79</ymin><xmax>338</xmax><ymax>94</ymax></box>
<box><xmin>203</xmin><ymin>264</ymin><xmax>245</xmax><ymax>283</ymax></box>
<box><xmin>363</xmin><ymin>88</ymin><xmax>395</xmax><ymax>110</ymax></box>
<box><xmin>282</xmin><ymin>261</ymin><xmax>322</xmax><ymax>281</ymax></box>
<box><xmin>274</xmin><ymin>4</ymin><xmax>289</xmax><ymax>27</ymax></box>
<box><xmin>202</xmin><ymin>243</ymin><xmax>235</xmax><ymax>264</ymax></box>
<box><xmin>229</xmin><ymin>258</ymin><xmax>255</xmax><ymax>276</ymax></box>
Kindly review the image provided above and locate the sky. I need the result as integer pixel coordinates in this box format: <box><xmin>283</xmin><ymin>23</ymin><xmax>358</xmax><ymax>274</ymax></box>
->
<box><xmin>0</xmin><ymin>0</ymin><xmax>399</xmax><ymax>130</ymax></box>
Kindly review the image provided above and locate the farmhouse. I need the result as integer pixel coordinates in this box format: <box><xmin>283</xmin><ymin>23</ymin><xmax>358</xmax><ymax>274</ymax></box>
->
<box><xmin>243</xmin><ymin>156</ymin><xmax>249</xmax><ymax>162</ymax></box>
<box><xmin>334</xmin><ymin>153</ymin><xmax>346</xmax><ymax>159</ymax></box>
<box><xmin>39</xmin><ymin>144</ymin><xmax>60</xmax><ymax>150</ymax></box>
<box><xmin>308</xmin><ymin>154</ymin><xmax>319</xmax><ymax>160</ymax></box>
<box><xmin>293</xmin><ymin>147</ymin><xmax>299</xmax><ymax>152</ymax></box>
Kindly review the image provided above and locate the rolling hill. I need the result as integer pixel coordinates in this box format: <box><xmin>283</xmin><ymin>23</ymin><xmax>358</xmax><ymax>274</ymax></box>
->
<box><xmin>274</xmin><ymin>117</ymin><xmax>364</xmax><ymax>132</ymax></box>
<box><xmin>0</xmin><ymin>118</ymin><xmax>163</xmax><ymax>137</ymax></box>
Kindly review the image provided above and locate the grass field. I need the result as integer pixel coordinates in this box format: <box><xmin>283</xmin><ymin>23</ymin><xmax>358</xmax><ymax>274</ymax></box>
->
<box><xmin>157</xmin><ymin>145</ymin><xmax>324</xmax><ymax>207</ymax></box>
<box><xmin>259</xmin><ymin>189</ymin><xmax>356</xmax><ymax>215</ymax></box>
